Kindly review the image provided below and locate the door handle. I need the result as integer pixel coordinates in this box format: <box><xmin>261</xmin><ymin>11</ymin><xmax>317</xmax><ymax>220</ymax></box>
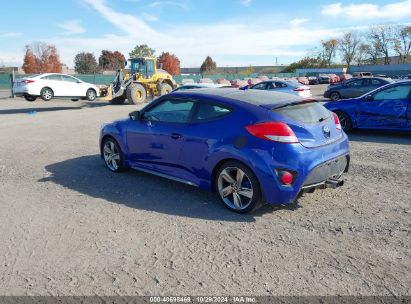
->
<box><xmin>171</xmin><ymin>133</ymin><xmax>182</xmax><ymax>140</ymax></box>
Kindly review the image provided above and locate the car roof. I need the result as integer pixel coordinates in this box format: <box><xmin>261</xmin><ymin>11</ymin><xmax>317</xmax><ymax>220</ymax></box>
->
<box><xmin>35</xmin><ymin>73</ymin><xmax>75</xmax><ymax>77</ymax></box>
<box><xmin>171</xmin><ymin>88</ymin><xmax>304</xmax><ymax>108</ymax></box>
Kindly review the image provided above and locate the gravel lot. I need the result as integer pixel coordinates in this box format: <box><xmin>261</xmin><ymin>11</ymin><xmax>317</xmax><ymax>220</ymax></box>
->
<box><xmin>0</xmin><ymin>90</ymin><xmax>410</xmax><ymax>296</ymax></box>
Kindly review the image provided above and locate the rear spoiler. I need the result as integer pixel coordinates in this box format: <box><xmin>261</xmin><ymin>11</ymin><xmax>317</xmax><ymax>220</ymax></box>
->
<box><xmin>262</xmin><ymin>98</ymin><xmax>319</xmax><ymax>110</ymax></box>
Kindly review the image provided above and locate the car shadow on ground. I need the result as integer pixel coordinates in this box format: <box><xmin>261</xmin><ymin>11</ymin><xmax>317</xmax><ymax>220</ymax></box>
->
<box><xmin>348</xmin><ymin>130</ymin><xmax>411</xmax><ymax>145</ymax></box>
<box><xmin>0</xmin><ymin>107</ymin><xmax>82</xmax><ymax>115</ymax></box>
<box><xmin>39</xmin><ymin>155</ymin><xmax>291</xmax><ymax>222</ymax></box>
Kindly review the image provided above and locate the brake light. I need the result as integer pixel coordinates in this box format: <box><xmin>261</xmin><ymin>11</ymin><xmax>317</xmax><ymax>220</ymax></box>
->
<box><xmin>293</xmin><ymin>88</ymin><xmax>305</xmax><ymax>92</ymax></box>
<box><xmin>332</xmin><ymin>112</ymin><xmax>342</xmax><ymax>131</ymax></box>
<box><xmin>245</xmin><ymin>122</ymin><xmax>299</xmax><ymax>143</ymax></box>
<box><xmin>22</xmin><ymin>80</ymin><xmax>35</xmax><ymax>84</ymax></box>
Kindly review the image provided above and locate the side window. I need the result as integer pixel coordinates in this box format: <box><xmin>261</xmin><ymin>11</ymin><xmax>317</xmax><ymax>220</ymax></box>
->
<box><xmin>348</xmin><ymin>79</ymin><xmax>363</xmax><ymax>87</ymax></box>
<box><xmin>371</xmin><ymin>79</ymin><xmax>382</xmax><ymax>86</ymax></box>
<box><xmin>251</xmin><ymin>83</ymin><xmax>266</xmax><ymax>90</ymax></box>
<box><xmin>265</xmin><ymin>82</ymin><xmax>275</xmax><ymax>89</ymax></box>
<box><xmin>275</xmin><ymin>82</ymin><xmax>287</xmax><ymax>88</ymax></box>
<box><xmin>143</xmin><ymin>99</ymin><xmax>195</xmax><ymax>123</ymax></box>
<box><xmin>193</xmin><ymin>102</ymin><xmax>232</xmax><ymax>121</ymax></box>
<box><xmin>61</xmin><ymin>75</ymin><xmax>78</xmax><ymax>83</ymax></box>
<box><xmin>373</xmin><ymin>85</ymin><xmax>411</xmax><ymax>101</ymax></box>
<box><xmin>146</xmin><ymin>60</ymin><xmax>155</xmax><ymax>76</ymax></box>
<box><xmin>45</xmin><ymin>75</ymin><xmax>62</xmax><ymax>81</ymax></box>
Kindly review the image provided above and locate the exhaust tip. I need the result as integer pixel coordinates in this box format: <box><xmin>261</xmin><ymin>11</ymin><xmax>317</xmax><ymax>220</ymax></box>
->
<box><xmin>325</xmin><ymin>179</ymin><xmax>344</xmax><ymax>189</ymax></box>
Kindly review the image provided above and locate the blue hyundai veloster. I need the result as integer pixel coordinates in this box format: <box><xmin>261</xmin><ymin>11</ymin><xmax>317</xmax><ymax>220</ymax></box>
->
<box><xmin>100</xmin><ymin>89</ymin><xmax>350</xmax><ymax>213</ymax></box>
<box><xmin>325</xmin><ymin>80</ymin><xmax>411</xmax><ymax>132</ymax></box>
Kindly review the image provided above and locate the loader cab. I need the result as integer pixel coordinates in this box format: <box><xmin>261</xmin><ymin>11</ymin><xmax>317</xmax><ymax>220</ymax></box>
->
<box><xmin>129</xmin><ymin>57</ymin><xmax>156</xmax><ymax>79</ymax></box>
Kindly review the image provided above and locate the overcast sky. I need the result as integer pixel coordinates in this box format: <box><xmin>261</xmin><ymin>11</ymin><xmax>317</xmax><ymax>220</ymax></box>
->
<box><xmin>1</xmin><ymin>0</ymin><xmax>410</xmax><ymax>68</ymax></box>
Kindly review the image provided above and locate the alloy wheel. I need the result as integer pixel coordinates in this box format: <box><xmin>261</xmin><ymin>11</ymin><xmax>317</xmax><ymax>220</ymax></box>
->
<box><xmin>217</xmin><ymin>167</ymin><xmax>254</xmax><ymax>211</ymax></box>
<box><xmin>87</xmin><ymin>90</ymin><xmax>96</xmax><ymax>100</ymax></box>
<box><xmin>103</xmin><ymin>140</ymin><xmax>121</xmax><ymax>171</ymax></box>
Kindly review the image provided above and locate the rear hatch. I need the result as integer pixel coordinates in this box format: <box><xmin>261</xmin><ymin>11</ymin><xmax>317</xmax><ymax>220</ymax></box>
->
<box><xmin>269</xmin><ymin>101</ymin><xmax>342</xmax><ymax>148</ymax></box>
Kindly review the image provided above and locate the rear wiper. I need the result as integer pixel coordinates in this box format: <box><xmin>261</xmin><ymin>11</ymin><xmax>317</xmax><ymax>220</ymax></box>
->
<box><xmin>318</xmin><ymin>117</ymin><xmax>327</xmax><ymax>123</ymax></box>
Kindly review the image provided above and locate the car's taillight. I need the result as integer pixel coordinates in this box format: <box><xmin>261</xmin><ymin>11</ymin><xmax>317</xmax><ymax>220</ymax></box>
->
<box><xmin>22</xmin><ymin>80</ymin><xmax>35</xmax><ymax>84</ymax></box>
<box><xmin>332</xmin><ymin>112</ymin><xmax>342</xmax><ymax>131</ymax></box>
<box><xmin>280</xmin><ymin>171</ymin><xmax>294</xmax><ymax>185</ymax></box>
<box><xmin>293</xmin><ymin>88</ymin><xmax>305</xmax><ymax>92</ymax></box>
<box><xmin>245</xmin><ymin>122</ymin><xmax>299</xmax><ymax>143</ymax></box>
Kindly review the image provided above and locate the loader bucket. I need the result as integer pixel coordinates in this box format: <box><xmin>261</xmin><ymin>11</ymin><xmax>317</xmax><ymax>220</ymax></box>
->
<box><xmin>98</xmin><ymin>85</ymin><xmax>113</xmax><ymax>101</ymax></box>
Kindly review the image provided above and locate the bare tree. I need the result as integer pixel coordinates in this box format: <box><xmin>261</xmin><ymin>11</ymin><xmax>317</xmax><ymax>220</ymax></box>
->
<box><xmin>321</xmin><ymin>39</ymin><xmax>338</xmax><ymax>67</ymax></box>
<box><xmin>393</xmin><ymin>25</ymin><xmax>411</xmax><ymax>63</ymax></box>
<box><xmin>338</xmin><ymin>31</ymin><xmax>361</xmax><ymax>68</ymax></box>
<box><xmin>355</xmin><ymin>43</ymin><xmax>371</xmax><ymax>66</ymax></box>
<box><xmin>369</xmin><ymin>25</ymin><xmax>395</xmax><ymax>64</ymax></box>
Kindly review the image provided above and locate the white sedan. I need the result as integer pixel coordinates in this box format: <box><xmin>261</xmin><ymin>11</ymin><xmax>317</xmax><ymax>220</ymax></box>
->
<box><xmin>249</xmin><ymin>79</ymin><xmax>312</xmax><ymax>98</ymax></box>
<box><xmin>13</xmin><ymin>73</ymin><xmax>100</xmax><ymax>102</ymax></box>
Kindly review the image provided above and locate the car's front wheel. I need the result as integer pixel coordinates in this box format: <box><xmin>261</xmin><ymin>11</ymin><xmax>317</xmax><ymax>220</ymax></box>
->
<box><xmin>86</xmin><ymin>89</ymin><xmax>97</xmax><ymax>101</ymax></box>
<box><xmin>40</xmin><ymin>87</ymin><xmax>53</xmax><ymax>101</ymax></box>
<box><xmin>102</xmin><ymin>137</ymin><xmax>127</xmax><ymax>172</ymax></box>
<box><xmin>215</xmin><ymin>161</ymin><xmax>262</xmax><ymax>213</ymax></box>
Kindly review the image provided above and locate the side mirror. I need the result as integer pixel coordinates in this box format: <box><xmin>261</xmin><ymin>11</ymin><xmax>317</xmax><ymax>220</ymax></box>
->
<box><xmin>129</xmin><ymin>111</ymin><xmax>141</xmax><ymax>121</ymax></box>
<box><xmin>365</xmin><ymin>95</ymin><xmax>374</xmax><ymax>101</ymax></box>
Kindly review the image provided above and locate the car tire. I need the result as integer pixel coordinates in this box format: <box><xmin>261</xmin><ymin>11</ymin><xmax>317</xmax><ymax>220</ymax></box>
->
<box><xmin>126</xmin><ymin>83</ymin><xmax>147</xmax><ymax>104</ymax></box>
<box><xmin>86</xmin><ymin>89</ymin><xmax>97</xmax><ymax>101</ymax></box>
<box><xmin>40</xmin><ymin>87</ymin><xmax>53</xmax><ymax>101</ymax></box>
<box><xmin>334</xmin><ymin>111</ymin><xmax>352</xmax><ymax>133</ymax></box>
<box><xmin>160</xmin><ymin>83</ymin><xmax>172</xmax><ymax>96</ymax></box>
<box><xmin>102</xmin><ymin>137</ymin><xmax>128</xmax><ymax>172</ymax></box>
<box><xmin>24</xmin><ymin>94</ymin><xmax>37</xmax><ymax>102</ymax></box>
<box><xmin>330</xmin><ymin>92</ymin><xmax>341</xmax><ymax>101</ymax></box>
<box><xmin>109</xmin><ymin>96</ymin><xmax>126</xmax><ymax>105</ymax></box>
<box><xmin>215</xmin><ymin>161</ymin><xmax>262</xmax><ymax>213</ymax></box>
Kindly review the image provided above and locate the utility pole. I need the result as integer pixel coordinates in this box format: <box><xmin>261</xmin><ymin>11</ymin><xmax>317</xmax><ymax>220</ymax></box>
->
<box><xmin>10</xmin><ymin>69</ymin><xmax>15</xmax><ymax>98</ymax></box>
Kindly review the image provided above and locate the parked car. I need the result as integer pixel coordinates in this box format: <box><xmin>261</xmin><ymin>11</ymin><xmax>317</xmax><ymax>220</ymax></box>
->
<box><xmin>258</xmin><ymin>75</ymin><xmax>270</xmax><ymax>81</ymax></box>
<box><xmin>318</xmin><ymin>75</ymin><xmax>331</xmax><ymax>84</ymax></box>
<box><xmin>339</xmin><ymin>74</ymin><xmax>352</xmax><ymax>82</ymax></box>
<box><xmin>248</xmin><ymin>78</ymin><xmax>262</xmax><ymax>86</ymax></box>
<box><xmin>352</xmin><ymin>72</ymin><xmax>373</xmax><ymax>77</ymax></box>
<box><xmin>249</xmin><ymin>80</ymin><xmax>312</xmax><ymax>98</ymax></box>
<box><xmin>13</xmin><ymin>73</ymin><xmax>100</xmax><ymax>102</ymax></box>
<box><xmin>172</xmin><ymin>83</ymin><xmax>226</xmax><ymax>92</ymax></box>
<box><xmin>324</xmin><ymin>77</ymin><xmax>393</xmax><ymax>101</ymax></box>
<box><xmin>216</xmin><ymin>78</ymin><xmax>231</xmax><ymax>85</ymax></box>
<box><xmin>230</xmin><ymin>79</ymin><xmax>249</xmax><ymax>88</ymax></box>
<box><xmin>308</xmin><ymin>76</ymin><xmax>319</xmax><ymax>85</ymax></box>
<box><xmin>328</xmin><ymin>74</ymin><xmax>341</xmax><ymax>83</ymax></box>
<box><xmin>100</xmin><ymin>89</ymin><xmax>349</xmax><ymax>213</ymax></box>
<box><xmin>325</xmin><ymin>81</ymin><xmax>411</xmax><ymax>132</ymax></box>
<box><xmin>297</xmin><ymin>77</ymin><xmax>309</xmax><ymax>85</ymax></box>
<box><xmin>199</xmin><ymin>78</ymin><xmax>214</xmax><ymax>84</ymax></box>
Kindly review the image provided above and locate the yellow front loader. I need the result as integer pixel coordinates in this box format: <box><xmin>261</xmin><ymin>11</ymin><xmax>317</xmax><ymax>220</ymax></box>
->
<box><xmin>100</xmin><ymin>57</ymin><xmax>177</xmax><ymax>105</ymax></box>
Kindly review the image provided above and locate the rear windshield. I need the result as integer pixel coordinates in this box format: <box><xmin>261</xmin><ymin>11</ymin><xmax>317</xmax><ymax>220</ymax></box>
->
<box><xmin>274</xmin><ymin>102</ymin><xmax>331</xmax><ymax>124</ymax></box>
<box><xmin>284</xmin><ymin>80</ymin><xmax>300</xmax><ymax>87</ymax></box>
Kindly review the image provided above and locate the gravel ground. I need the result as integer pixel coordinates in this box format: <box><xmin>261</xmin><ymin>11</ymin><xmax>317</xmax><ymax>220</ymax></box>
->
<box><xmin>0</xmin><ymin>94</ymin><xmax>410</xmax><ymax>296</ymax></box>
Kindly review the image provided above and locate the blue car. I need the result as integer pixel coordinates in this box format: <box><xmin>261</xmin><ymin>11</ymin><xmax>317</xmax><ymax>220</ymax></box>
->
<box><xmin>100</xmin><ymin>89</ymin><xmax>350</xmax><ymax>213</ymax></box>
<box><xmin>325</xmin><ymin>81</ymin><xmax>411</xmax><ymax>132</ymax></box>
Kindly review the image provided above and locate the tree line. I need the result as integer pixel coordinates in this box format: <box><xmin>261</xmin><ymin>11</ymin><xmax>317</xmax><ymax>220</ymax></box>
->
<box><xmin>22</xmin><ymin>43</ymin><xmax>183</xmax><ymax>76</ymax></box>
<box><xmin>284</xmin><ymin>24</ymin><xmax>411</xmax><ymax>73</ymax></box>
<box><xmin>21</xmin><ymin>40</ymin><xmax>222</xmax><ymax>76</ymax></box>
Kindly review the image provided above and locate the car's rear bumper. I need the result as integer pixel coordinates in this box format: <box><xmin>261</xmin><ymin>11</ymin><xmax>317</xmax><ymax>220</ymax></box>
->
<box><xmin>251</xmin><ymin>134</ymin><xmax>350</xmax><ymax>205</ymax></box>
